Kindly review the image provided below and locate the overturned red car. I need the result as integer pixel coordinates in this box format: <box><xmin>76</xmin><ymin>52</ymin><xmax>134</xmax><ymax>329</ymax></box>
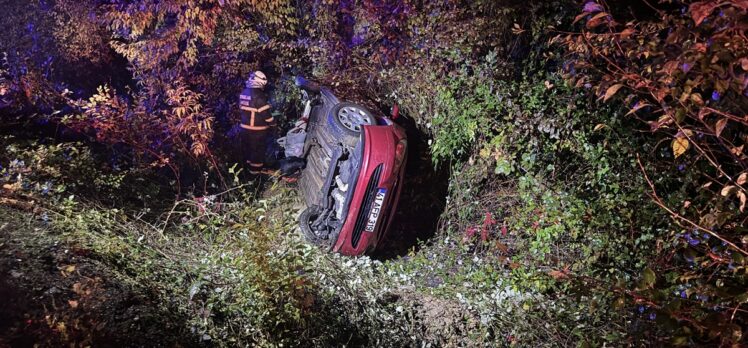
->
<box><xmin>294</xmin><ymin>77</ymin><xmax>407</xmax><ymax>256</ymax></box>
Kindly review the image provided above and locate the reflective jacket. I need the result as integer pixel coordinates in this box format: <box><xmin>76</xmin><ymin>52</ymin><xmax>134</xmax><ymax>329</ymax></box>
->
<box><xmin>239</xmin><ymin>87</ymin><xmax>274</xmax><ymax>130</ymax></box>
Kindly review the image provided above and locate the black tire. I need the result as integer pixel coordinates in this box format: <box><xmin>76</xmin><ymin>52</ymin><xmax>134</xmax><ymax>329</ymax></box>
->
<box><xmin>327</xmin><ymin>102</ymin><xmax>375</xmax><ymax>138</ymax></box>
<box><xmin>299</xmin><ymin>205</ymin><xmax>329</xmax><ymax>246</ymax></box>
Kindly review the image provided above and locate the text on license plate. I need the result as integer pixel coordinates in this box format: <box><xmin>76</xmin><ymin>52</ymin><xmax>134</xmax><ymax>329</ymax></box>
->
<box><xmin>365</xmin><ymin>188</ymin><xmax>387</xmax><ymax>232</ymax></box>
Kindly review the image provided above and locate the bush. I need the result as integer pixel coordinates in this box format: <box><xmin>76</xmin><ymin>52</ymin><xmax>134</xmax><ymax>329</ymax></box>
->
<box><xmin>557</xmin><ymin>1</ymin><xmax>748</xmax><ymax>343</ymax></box>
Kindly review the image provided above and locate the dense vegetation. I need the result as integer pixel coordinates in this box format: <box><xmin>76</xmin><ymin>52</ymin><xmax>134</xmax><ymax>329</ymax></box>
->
<box><xmin>1</xmin><ymin>0</ymin><xmax>746</xmax><ymax>346</ymax></box>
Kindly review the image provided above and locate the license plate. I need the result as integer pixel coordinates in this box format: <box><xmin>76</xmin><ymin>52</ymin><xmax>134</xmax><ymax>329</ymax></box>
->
<box><xmin>365</xmin><ymin>188</ymin><xmax>387</xmax><ymax>232</ymax></box>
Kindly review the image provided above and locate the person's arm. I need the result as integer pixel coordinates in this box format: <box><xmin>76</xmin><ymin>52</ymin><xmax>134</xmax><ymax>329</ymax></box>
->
<box><xmin>256</xmin><ymin>95</ymin><xmax>275</xmax><ymax>127</ymax></box>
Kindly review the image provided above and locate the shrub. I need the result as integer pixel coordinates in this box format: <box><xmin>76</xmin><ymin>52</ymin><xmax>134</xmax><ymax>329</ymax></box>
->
<box><xmin>557</xmin><ymin>1</ymin><xmax>748</xmax><ymax>343</ymax></box>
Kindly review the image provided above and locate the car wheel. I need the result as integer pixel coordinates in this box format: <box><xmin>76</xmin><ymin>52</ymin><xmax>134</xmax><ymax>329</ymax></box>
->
<box><xmin>299</xmin><ymin>205</ymin><xmax>330</xmax><ymax>246</ymax></box>
<box><xmin>328</xmin><ymin>102</ymin><xmax>375</xmax><ymax>138</ymax></box>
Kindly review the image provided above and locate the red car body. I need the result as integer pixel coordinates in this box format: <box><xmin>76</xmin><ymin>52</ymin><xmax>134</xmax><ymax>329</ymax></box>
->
<box><xmin>332</xmin><ymin>124</ymin><xmax>408</xmax><ymax>255</ymax></box>
<box><xmin>295</xmin><ymin>77</ymin><xmax>407</xmax><ymax>256</ymax></box>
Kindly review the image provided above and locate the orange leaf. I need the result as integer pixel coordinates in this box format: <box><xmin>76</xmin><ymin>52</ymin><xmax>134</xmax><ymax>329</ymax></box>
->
<box><xmin>495</xmin><ymin>242</ymin><xmax>509</xmax><ymax>253</ymax></box>
<box><xmin>548</xmin><ymin>270</ymin><xmax>569</xmax><ymax>280</ymax></box>
<box><xmin>738</xmin><ymin>173</ymin><xmax>747</xmax><ymax>186</ymax></box>
<box><xmin>715</xmin><ymin>118</ymin><xmax>728</xmax><ymax>137</ymax></box>
<box><xmin>626</xmin><ymin>102</ymin><xmax>650</xmax><ymax>116</ymax></box>
<box><xmin>586</xmin><ymin>12</ymin><xmax>610</xmax><ymax>29</ymax></box>
<box><xmin>689</xmin><ymin>1</ymin><xmax>719</xmax><ymax>25</ymax></box>
<box><xmin>672</xmin><ymin>136</ymin><xmax>689</xmax><ymax>158</ymax></box>
<box><xmin>573</xmin><ymin>13</ymin><xmax>588</xmax><ymax>25</ymax></box>
<box><xmin>654</xmin><ymin>88</ymin><xmax>670</xmax><ymax>102</ymax></box>
<box><xmin>732</xmin><ymin>145</ymin><xmax>745</xmax><ymax>156</ymax></box>
<box><xmin>663</xmin><ymin>61</ymin><xmax>679</xmax><ymax>75</ymax></box>
<box><xmin>690</xmin><ymin>93</ymin><xmax>704</xmax><ymax>105</ymax></box>
<box><xmin>721</xmin><ymin>185</ymin><xmax>737</xmax><ymax>197</ymax></box>
<box><xmin>68</xmin><ymin>300</ymin><xmax>79</xmax><ymax>309</ymax></box>
<box><xmin>620</xmin><ymin>28</ymin><xmax>635</xmax><ymax>40</ymax></box>
<box><xmin>603</xmin><ymin>84</ymin><xmax>624</xmax><ymax>102</ymax></box>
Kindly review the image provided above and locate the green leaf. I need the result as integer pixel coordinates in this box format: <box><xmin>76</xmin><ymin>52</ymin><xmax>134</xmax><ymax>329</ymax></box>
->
<box><xmin>735</xmin><ymin>293</ymin><xmax>748</xmax><ymax>304</ymax></box>
<box><xmin>495</xmin><ymin>158</ymin><xmax>513</xmax><ymax>175</ymax></box>
<box><xmin>671</xmin><ymin>336</ymin><xmax>689</xmax><ymax>346</ymax></box>
<box><xmin>642</xmin><ymin>267</ymin><xmax>656</xmax><ymax>288</ymax></box>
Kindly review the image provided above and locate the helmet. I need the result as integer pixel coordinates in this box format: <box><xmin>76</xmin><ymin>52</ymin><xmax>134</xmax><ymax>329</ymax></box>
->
<box><xmin>247</xmin><ymin>70</ymin><xmax>268</xmax><ymax>88</ymax></box>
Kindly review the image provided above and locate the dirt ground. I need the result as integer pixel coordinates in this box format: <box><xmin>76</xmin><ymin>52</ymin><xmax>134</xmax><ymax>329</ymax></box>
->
<box><xmin>0</xmin><ymin>207</ymin><xmax>197</xmax><ymax>348</ymax></box>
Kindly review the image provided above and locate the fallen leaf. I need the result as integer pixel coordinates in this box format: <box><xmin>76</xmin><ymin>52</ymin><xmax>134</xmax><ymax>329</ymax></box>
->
<box><xmin>739</xmin><ymin>191</ymin><xmax>747</xmax><ymax>212</ymax></box>
<box><xmin>603</xmin><ymin>84</ymin><xmax>624</xmax><ymax>102</ymax></box>
<box><xmin>738</xmin><ymin>173</ymin><xmax>747</xmax><ymax>186</ymax></box>
<box><xmin>593</xmin><ymin>123</ymin><xmax>606</xmax><ymax>131</ymax></box>
<box><xmin>672</xmin><ymin>137</ymin><xmax>690</xmax><ymax>158</ymax></box>
<box><xmin>65</xmin><ymin>265</ymin><xmax>76</xmax><ymax>273</ymax></box>
<box><xmin>68</xmin><ymin>300</ymin><xmax>78</xmax><ymax>309</ymax></box>
<box><xmin>742</xmin><ymin>58</ymin><xmax>748</xmax><ymax>71</ymax></box>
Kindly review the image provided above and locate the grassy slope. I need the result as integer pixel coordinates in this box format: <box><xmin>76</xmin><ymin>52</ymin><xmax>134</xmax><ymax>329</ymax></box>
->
<box><xmin>0</xmin><ymin>206</ymin><xmax>196</xmax><ymax>347</ymax></box>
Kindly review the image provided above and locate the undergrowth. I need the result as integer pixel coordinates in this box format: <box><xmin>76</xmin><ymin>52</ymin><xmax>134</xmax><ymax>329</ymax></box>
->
<box><xmin>2</xmin><ymin>0</ymin><xmax>747</xmax><ymax>346</ymax></box>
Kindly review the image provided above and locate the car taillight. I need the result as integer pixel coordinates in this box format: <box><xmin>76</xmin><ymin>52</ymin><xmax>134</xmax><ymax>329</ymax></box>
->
<box><xmin>392</xmin><ymin>139</ymin><xmax>407</xmax><ymax>174</ymax></box>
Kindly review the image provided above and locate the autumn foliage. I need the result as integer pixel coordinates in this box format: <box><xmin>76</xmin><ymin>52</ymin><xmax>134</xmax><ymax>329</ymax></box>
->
<box><xmin>558</xmin><ymin>0</ymin><xmax>748</xmax><ymax>343</ymax></box>
<box><xmin>2</xmin><ymin>0</ymin><xmax>748</xmax><ymax>345</ymax></box>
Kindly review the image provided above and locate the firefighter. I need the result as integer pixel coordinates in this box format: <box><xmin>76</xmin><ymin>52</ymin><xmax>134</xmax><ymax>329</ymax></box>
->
<box><xmin>239</xmin><ymin>71</ymin><xmax>275</xmax><ymax>175</ymax></box>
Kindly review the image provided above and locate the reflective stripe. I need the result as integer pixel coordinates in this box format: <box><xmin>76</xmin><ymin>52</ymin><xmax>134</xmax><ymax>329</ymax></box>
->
<box><xmin>249</xmin><ymin>162</ymin><xmax>264</xmax><ymax>167</ymax></box>
<box><xmin>239</xmin><ymin>105</ymin><xmax>270</xmax><ymax>113</ymax></box>
<box><xmin>239</xmin><ymin>95</ymin><xmax>251</xmax><ymax>100</ymax></box>
<box><xmin>240</xmin><ymin>101</ymin><xmax>250</xmax><ymax>106</ymax></box>
<box><xmin>241</xmin><ymin>124</ymin><xmax>269</xmax><ymax>131</ymax></box>
<box><xmin>240</xmin><ymin>104</ymin><xmax>272</xmax><ymax>127</ymax></box>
